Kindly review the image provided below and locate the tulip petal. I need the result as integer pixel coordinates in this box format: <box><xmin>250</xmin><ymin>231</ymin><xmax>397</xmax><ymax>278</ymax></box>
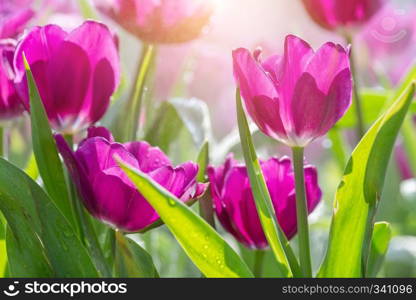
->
<box><xmin>88</xmin><ymin>59</ymin><xmax>114</xmax><ymax>124</ymax></box>
<box><xmin>278</xmin><ymin>35</ymin><xmax>314</xmax><ymax>105</ymax></box>
<box><xmin>14</xmin><ymin>25</ymin><xmax>67</xmax><ymax>83</ymax></box>
<box><xmin>54</xmin><ymin>134</ymin><xmax>99</xmax><ymax>214</ymax></box>
<box><xmin>92</xmin><ymin>172</ymin><xmax>134</xmax><ymax>227</ymax></box>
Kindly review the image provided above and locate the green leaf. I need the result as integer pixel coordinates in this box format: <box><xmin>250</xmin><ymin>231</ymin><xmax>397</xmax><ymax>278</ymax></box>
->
<box><xmin>236</xmin><ymin>90</ymin><xmax>300</xmax><ymax>278</ymax></box>
<box><xmin>0</xmin><ymin>158</ymin><xmax>99</xmax><ymax>277</ymax></box>
<box><xmin>24</xmin><ymin>56</ymin><xmax>77</xmax><ymax>231</ymax></box>
<box><xmin>169</xmin><ymin>98</ymin><xmax>212</xmax><ymax>149</ymax></box>
<box><xmin>318</xmin><ymin>83</ymin><xmax>415</xmax><ymax>277</ymax></box>
<box><xmin>115</xmin><ymin>232</ymin><xmax>159</xmax><ymax>278</ymax></box>
<box><xmin>117</xmin><ymin>158</ymin><xmax>253</xmax><ymax>278</ymax></box>
<box><xmin>367</xmin><ymin>222</ymin><xmax>392</xmax><ymax>277</ymax></box>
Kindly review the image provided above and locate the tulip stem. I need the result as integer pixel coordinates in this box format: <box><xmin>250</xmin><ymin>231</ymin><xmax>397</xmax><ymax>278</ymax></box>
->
<box><xmin>345</xmin><ymin>34</ymin><xmax>365</xmax><ymax>140</ymax></box>
<box><xmin>253</xmin><ymin>250</ymin><xmax>265</xmax><ymax>278</ymax></box>
<box><xmin>291</xmin><ymin>147</ymin><xmax>312</xmax><ymax>277</ymax></box>
<box><xmin>125</xmin><ymin>44</ymin><xmax>155</xmax><ymax>141</ymax></box>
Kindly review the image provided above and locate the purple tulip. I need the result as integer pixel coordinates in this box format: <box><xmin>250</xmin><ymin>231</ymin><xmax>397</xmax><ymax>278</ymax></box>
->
<box><xmin>0</xmin><ymin>0</ymin><xmax>34</xmax><ymax>39</ymax></box>
<box><xmin>94</xmin><ymin>0</ymin><xmax>214</xmax><ymax>44</ymax></box>
<box><xmin>301</xmin><ymin>0</ymin><xmax>384</xmax><ymax>31</ymax></box>
<box><xmin>208</xmin><ymin>155</ymin><xmax>321</xmax><ymax>249</ymax></box>
<box><xmin>55</xmin><ymin>126</ymin><xmax>206</xmax><ymax>232</ymax></box>
<box><xmin>0</xmin><ymin>40</ymin><xmax>25</xmax><ymax>119</ymax></box>
<box><xmin>233</xmin><ymin>35</ymin><xmax>352</xmax><ymax>147</ymax></box>
<box><xmin>13</xmin><ymin>21</ymin><xmax>120</xmax><ymax>133</ymax></box>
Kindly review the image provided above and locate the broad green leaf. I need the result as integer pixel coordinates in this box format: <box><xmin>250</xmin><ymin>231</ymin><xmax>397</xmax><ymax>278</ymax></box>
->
<box><xmin>117</xmin><ymin>159</ymin><xmax>253</xmax><ymax>278</ymax></box>
<box><xmin>0</xmin><ymin>238</ymin><xmax>7</xmax><ymax>277</ymax></box>
<box><xmin>367</xmin><ymin>222</ymin><xmax>392</xmax><ymax>277</ymax></box>
<box><xmin>24</xmin><ymin>57</ymin><xmax>77</xmax><ymax>231</ymax></box>
<box><xmin>115</xmin><ymin>232</ymin><xmax>159</xmax><ymax>278</ymax></box>
<box><xmin>236</xmin><ymin>90</ymin><xmax>300</xmax><ymax>278</ymax></box>
<box><xmin>78</xmin><ymin>0</ymin><xmax>97</xmax><ymax>19</ymax></box>
<box><xmin>318</xmin><ymin>83</ymin><xmax>415</xmax><ymax>277</ymax></box>
<box><xmin>0</xmin><ymin>158</ymin><xmax>98</xmax><ymax>277</ymax></box>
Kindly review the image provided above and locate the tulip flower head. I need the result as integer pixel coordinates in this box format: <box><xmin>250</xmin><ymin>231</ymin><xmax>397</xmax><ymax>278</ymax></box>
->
<box><xmin>13</xmin><ymin>21</ymin><xmax>120</xmax><ymax>134</ymax></box>
<box><xmin>0</xmin><ymin>0</ymin><xmax>34</xmax><ymax>39</ymax></box>
<box><xmin>0</xmin><ymin>40</ymin><xmax>25</xmax><ymax>119</ymax></box>
<box><xmin>301</xmin><ymin>0</ymin><xmax>385</xmax><ymax>32</ymax></box>
<box><xmin>208</xmin><ymin>155</ymin><xmax>321</xmax><ymax>249</ymax></box>
<box><xmin>94</xmin><ymin>0</ymin><xmax>214</xmax><ymax>44</ymax></box>
<box><xmin>233</xmin><ymin>35</ymin><xmax>352</xmax><ymax>147</ymax></box>
<box><xmin>55</xmin><ymin>126</ymin><xmax>206</xmax><ymax>232</ymax></box>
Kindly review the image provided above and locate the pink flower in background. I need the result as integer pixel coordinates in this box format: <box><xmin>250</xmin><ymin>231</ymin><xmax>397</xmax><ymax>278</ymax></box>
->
<box><xmin>0</xmin><ymin>40</ymin><xmax>24</xmax><ymax>119</ymax></box>
<box><xmin>13</xmin><ymin>21</ymin><xmax>120</xmax><ymax>133</ymax></box>
<box><xmin>208</xmin><ymin>154</ymin><xmax>321</xmax><ymax>249</ymax></box>
<box><xmin>233</xmin><ymin>35</ymin><xmax>352</xmax><ymax>147</ymax></box>
<box><xmin>359</xmin><ymin>3</ymin><xmax>416</xmax><ymax>85</ymax></box>
<box><xmin>94</xmin><ymin>0</ymin><xmax>214</xmax><ymax>43</ymax></box>
<box><xmin>55</xmin><ymin>127</ymin><xmax>206</xmax><ymax>232</ymax></box>
<box><xmin>301</xmin><ymin>0</ymin><xmax>384</xmax><ymax>31</ymax></box>
<box><xmin>0</xmin><ymin>0</ymin><xmax>34</xmax><ymax>38</ymax></box>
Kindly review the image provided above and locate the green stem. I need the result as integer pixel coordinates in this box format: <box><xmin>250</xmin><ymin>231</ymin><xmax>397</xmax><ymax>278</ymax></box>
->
<box><xmin>124</xmin><ymin>44</ymin><xmax>155</xmax><ymax>142</ymax></box>
<box><xmin>253</xmin><ymin>250</ymin><xmax>265</xmax><ymax>278</ymax></box>
<box><xmin>345</xmin><ymin>34</ymin><xmax>365</xmax><ymax>140</ymax></box>
<box><xmin>292</xmin><ymin>147</ymin><xmax>312</xmax><ymax>277</ymax></box>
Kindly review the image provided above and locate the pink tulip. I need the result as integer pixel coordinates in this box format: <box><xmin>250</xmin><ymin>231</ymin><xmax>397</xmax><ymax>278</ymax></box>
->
<box><xmin>232</xmin><ymin>35</ymin><xmax>352</xmax><ymax>147</ymax></box>
<box><xmin>301</xmin><ymin>0</ymin><xmax>384</xmax><ymax>31</ymax></box>
<box><xmin>13</xmin><ymin>21</ymin><xmax>120</xmax><ymax>133</ymax></box>
<box><xmin>94</xmin><ymin>0</ymin><xmax>214</xmax><ymax>44</ymax></box>
<box><xmin>208</xmin><ymin>154</ymin><xmax>321</xmax><ymax>249</ymax></box>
